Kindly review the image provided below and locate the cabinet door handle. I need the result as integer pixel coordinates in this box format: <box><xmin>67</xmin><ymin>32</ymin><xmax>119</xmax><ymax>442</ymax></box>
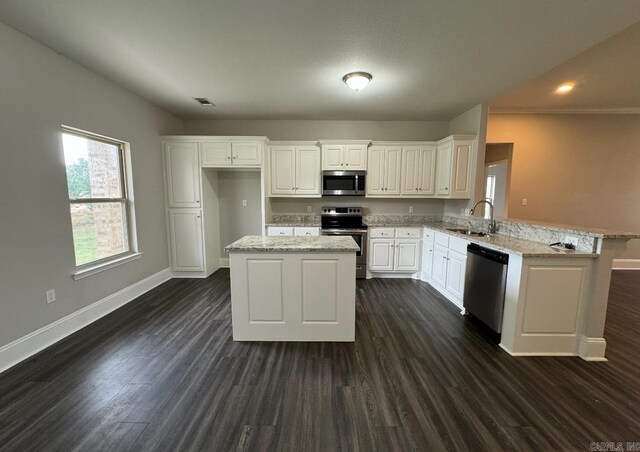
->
<box><xmin>346</xmin><ymin>163</ymin><xmax>349</xmax><ymax>166</ymax></box>
<box><xmin>196</xmin><ymin>200</ymin><xmax>200</xmax><ymax>203</ymax></box>
<box><xmin>226</xmin><ymin>156</ymin><xmax>231</xmax><ymax>159</ymax></box>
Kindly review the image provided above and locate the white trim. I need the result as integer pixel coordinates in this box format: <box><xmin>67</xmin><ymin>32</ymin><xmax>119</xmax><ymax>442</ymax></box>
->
<box><xmin>498</xmin><ymin>343</ymin><xmax>575</xmax><ymax>357</ymax></box>
<box><xmin>578</xmin><ymin>336</ymin><xmax>608</xmax><ymax>361</ymax></box>
<box><xmin>612</xmin><ymin>259</ymin><xmax>640</xmax><ymax>270</ymax></box>
<box><xmin>72</xmin><ymin>252</ymin><xmax>143</xmax><ymax>280</ymax></box>
<box><xmin>219</xmin><ymin>257</ymin><xmax>230</xmax><ymax>268</ymax></box>
<box><xmin>0</xmin><ymin>267</ymin><xmax>172</xmax><ymax>374</ymax></box>
<box><xmin>489</xmin><ymin>107</ymin><xmax>640</xmax><ymax>115</ymax></box>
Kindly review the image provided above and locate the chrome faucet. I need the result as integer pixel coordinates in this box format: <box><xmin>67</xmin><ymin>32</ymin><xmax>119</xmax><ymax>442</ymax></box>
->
<box><xmin>470</xmin><ymin>200</ymin><xmax>497</xmax><ymax>235</ymax></box>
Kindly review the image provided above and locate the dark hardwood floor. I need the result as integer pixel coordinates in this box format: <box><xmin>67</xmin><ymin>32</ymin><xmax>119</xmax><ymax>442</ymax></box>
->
<box><xmin>1</xmin><ymin>270</ymin><xmax>639</xmax><ymax>451</ymax></box>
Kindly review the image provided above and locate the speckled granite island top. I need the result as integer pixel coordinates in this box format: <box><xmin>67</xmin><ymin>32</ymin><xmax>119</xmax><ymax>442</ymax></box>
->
<box><xmin>225</xmin><ymin>235</ymin><xmax>360</xmax><ymax>253</ymax></box>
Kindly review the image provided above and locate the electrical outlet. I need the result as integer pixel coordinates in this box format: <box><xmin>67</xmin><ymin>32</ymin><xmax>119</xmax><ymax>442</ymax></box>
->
<box><xmin>521</xmin><ymin>198</ymin><xmax>528</xmax><ymax>206</ymax></box>
<box><xmin>242</xmin><ymin>200</ymin><xmax>247</xmax><ymax>207</ymax></box>
<box><xmin>307</xmin><ymin>205</ymin><xmax>312</xmax><ymax>213</ymax></box>
<box><xmin>409</xmin><ymin>205</ymin><xmax>414</xmax><ymax>214</ymax></box>
<box><xmin>46</xmin><ymin>289</ymin><xmax>56</xmax><ymax>304</ymax></box>
<box><xmin>564</xmin><ymin>235</ymin><xmax>579</xmax><ymax>248</ymax></box>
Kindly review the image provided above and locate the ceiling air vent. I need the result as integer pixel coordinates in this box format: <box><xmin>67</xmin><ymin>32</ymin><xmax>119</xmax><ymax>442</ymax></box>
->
<box><xmin>193</xmin><ymin>97</ymin><xmax>215</xmax><ymax>106</ymax></box>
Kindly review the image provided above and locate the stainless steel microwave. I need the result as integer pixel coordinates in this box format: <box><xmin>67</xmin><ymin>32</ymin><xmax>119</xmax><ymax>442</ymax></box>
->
<box><xmin>322</xmin><ymin>170</ymin><xmax>366</xmax><ymax>196</ymax></box>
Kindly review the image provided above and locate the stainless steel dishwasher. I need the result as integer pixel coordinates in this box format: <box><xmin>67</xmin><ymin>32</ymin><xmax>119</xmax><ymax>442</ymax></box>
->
<box><xmin>463</xmin><ymin>243</ymin><xmax>509</xmax><ymax>333</ymax></box>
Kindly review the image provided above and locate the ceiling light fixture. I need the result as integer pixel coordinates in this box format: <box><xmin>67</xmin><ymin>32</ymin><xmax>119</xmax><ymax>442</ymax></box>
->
<box><xmin>555</xmin><ymin>83</ymin><xmax>574</xmax><ymax>94</ymax></box>
<box><xmin>342</xmin><ymin>72</ymin><xmax>372</xmax><ymax>91</ymax></box>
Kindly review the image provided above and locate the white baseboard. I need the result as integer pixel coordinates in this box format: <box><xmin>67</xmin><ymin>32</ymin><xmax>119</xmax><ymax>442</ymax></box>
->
<box><xmin>219</xmin><ymin>257</ymin><xmax>229</xmax><ymax>268</ymax></box>
<box><xmin>0</xmin><ymin>267</ymin><xmax>172</xmax><ymax>374</ymax></box>
<box><xmin>578</xmin><ymin>336</ymin><xmax>608</xmax><ymax>361</ymax></box>
<box><xmin>612</xmin><ymin>259</ymin><xmax>640</xmax><ymax>270</ymax></box>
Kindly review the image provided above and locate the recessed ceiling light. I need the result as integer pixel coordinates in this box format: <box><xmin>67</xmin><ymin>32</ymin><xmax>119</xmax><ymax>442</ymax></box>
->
<box><xmin>555</xmin><ymin>83</ymin><xmax>574</xmax><ymax>94</ymax></box>
<box><xmin>342</xmin><ymin>72</ymin><xmax>372</xmax><ymax>91</ymax></box>
<box><xmin>193</xmin><ymin>97</ymin><xmax>216</xmax><ymax>106</ymax></box>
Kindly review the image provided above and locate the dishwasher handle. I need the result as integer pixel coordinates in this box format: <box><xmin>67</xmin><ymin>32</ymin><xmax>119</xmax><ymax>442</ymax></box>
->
<box><xmin>467</xmin><ymin>243</ymin><xmax>509</xmax><ymax>265</ymax></box>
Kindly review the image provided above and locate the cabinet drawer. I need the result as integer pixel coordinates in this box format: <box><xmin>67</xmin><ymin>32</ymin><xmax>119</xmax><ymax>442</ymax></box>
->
<box><xmin>434</xmin><ymin>231</ymin><xmax>450</xmax><ymax>247</ymax></box>
<box><xmin>395</xmin><ymin>228</ymin><xmax>421</xmax><ymax>238</ymax></box>
<box><xmin>423</xmin><ymin>228</ymin><xmax>435</xmax><ymax>242</ymax></box>
<box><xmin>370</xmin><ymin>228</ymin><xmax>395</xmax><ymax>238</ymax></box>
<box><xmin>294</xmin><ymin>227</ymin><xmax>320</xmax><ymax>236</ymax></box>
<box><xmin>449</xmin><ymin>236</ymin><xmax>469</xmax><ymax>255</ymax></box>
<box><xmin>267</xmin><ymin>227</ymin><xmax>294</xmax><ymax>236</ymax></box>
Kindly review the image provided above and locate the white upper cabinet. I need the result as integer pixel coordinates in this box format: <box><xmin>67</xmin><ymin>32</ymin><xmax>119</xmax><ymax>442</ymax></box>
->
<box><xmin>200</xmin><ymin>139</ymin><xmax>263</xmax><ymax>167</ymax></box>
<box><xmin>269</xmin><ymin>143</ymin><xmax>321</xmax><ymax>197</ymax></box>
<box><xmin>435</xmin><ymin>135</ymin><xmax>475</xmax><ymax>199</ymax></box>
<box><xmin>295</xmin><ymin>146</ymin><xmax>321</xmax><ymax>196</ymax></box>
<box><xmin>320</xmin><ymin>141</ymin><xmax>369</xmax><ymax>170</ymax></box>
<box><xmin>164</xmin><ymin>141</ymin><xmax>201</xmax><ymax>208</ymax></box>
<box><xmin>418</xmin><ymin>146</ymin><xmax>437</xmax><ymax>196</ymax></box>
<box><xmin>366</xmin><ymin>146</ymin><xmax>402</xmax><ymax>196</ymax></box>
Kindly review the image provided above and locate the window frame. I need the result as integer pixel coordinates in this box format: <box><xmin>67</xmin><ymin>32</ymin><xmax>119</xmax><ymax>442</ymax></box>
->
<box><xmin>62</xmin><ymin>126</ymin><xmax>141</xmax><ymax>279</ymax></box>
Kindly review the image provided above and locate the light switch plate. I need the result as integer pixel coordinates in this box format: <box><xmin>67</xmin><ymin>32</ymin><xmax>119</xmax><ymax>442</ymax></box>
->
<box><xmin>242</xmin><ymin>200</ymin><xmax>247</xmax><ymax>207</ymax></box>
<box><xmin>521</xmin><ymin>198</ymin><xmax>528</xmax><ymax>206</ymax></box>
<box><xmin>46</xmin><ymin>289</ymin><xmax>56</xmax><ymax>304</ymax></box>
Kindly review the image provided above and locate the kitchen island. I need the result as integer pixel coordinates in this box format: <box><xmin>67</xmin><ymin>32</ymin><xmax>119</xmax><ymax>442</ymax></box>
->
<box><xmin>224</xmin><ymin>235</ymin><xmax>359</xmax><ymax>341</ymax></box>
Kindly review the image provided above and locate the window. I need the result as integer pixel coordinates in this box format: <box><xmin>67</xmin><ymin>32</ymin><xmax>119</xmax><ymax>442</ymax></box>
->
<box><xmin>62</xmin><ymin>127</ymin><xmax>139</xmax><ymax>277</ymax></box>
<box><xmin>485</xmin><ymin>174</ymin><xmax>496</xmax><ymax>219</ymax></box>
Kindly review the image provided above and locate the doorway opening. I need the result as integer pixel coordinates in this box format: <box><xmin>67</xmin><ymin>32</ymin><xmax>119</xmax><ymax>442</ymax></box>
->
<box><xmin>483</xmin><ymin>143</ymin><xmax>513</xmax><ymax>219</ymax></box>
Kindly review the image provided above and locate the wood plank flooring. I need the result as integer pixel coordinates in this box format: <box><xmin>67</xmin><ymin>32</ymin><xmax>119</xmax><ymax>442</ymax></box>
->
<box><xmin>0</xmin><ymin>270</ymin><xmax>639</xmax><ymax>451</ymax></box>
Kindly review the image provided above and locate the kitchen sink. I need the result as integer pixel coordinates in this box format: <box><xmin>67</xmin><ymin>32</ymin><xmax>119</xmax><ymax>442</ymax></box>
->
<box><xmin>446</xmin><ymin>228</ymin><xmax>487</xmax><ymax>237</ymax></box>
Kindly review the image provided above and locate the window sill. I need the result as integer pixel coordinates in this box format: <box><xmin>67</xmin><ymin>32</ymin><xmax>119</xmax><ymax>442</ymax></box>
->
<box><xmin>72</xmin><ymin>252</ymin><xmax>143</xmax><ymax>280</ymax></box>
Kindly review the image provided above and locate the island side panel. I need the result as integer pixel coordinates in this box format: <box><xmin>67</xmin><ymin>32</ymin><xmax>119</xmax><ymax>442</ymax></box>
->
<box><xmin>501</xmin><ymin>256</ymin><xmax>593</xmax><ymax>356</ymax></box>
<box><xmin>229</xmin><ymin>252</ymin><xmax>356</xmax><ymax>341</ymax></box>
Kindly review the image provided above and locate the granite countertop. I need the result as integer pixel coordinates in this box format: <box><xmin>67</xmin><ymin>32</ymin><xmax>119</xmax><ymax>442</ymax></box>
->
<box><xmin>225</xmin><ymin>235</ymin><xmax>360</xmax><ymax>253</ymax></box>
<box><xmin>425</xmin><ymin>222</ymin><xmax>598</xmax><ymax>258</ymax></box>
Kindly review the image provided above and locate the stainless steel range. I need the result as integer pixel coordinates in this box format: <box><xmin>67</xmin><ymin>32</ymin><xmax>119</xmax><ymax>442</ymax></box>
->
<box><xmin>321</xmin><ymin>206</ymin><xmax>368</xmax><ymax>279</ymax></box>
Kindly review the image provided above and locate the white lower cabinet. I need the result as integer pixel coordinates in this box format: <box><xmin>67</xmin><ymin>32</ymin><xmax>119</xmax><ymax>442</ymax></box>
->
<box><xmin>424</xmin><ymin>228</ymin><xmax>468</xmax><ymax>308</ymax></box>
<box><xmin>169</xmin><ymin>209</ymin><xmax>204</xmax><ymax>272</ymax></box>
<box><xmin>369</xmin><ymin>228</ymin><xmax>421</xmax><ymax>273</ymax></box>
<box><xmin>421</xmin><ymin>241</ymin><xmax>434</xmax><ymax>281</ymax></box>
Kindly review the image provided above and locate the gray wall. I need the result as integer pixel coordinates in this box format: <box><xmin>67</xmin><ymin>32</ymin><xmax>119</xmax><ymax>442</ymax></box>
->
<box><xmin>0</xmin><ymin>22</ymin><xmax>183</xmax><ymax>348</ymax></box>
<box><xmin>217</xmin><ymin>171</ymin><xmax>262</xmax><ymax>257</ymax></box>
<box><xmin>184</xmin><ymin>119</ymin><xmax>449</xmax><ymax>141</ymax></box>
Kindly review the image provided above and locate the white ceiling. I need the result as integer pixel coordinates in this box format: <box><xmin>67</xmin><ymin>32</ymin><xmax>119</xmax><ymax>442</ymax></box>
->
<box><xmin>1</xmin><ymin>1</ymin><xmax>640</xmax><ymax>120</ymax></box>
<box><xmin>491</xmin><ymin>21</ymin><xmax>640</xmax><ymax>113</ymax></box>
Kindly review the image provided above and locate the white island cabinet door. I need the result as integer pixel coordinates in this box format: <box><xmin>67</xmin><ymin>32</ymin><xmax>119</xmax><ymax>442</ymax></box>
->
<box><xmin>164</xmin><ymin>142</ymin><xmax>201</xmax><ymax>208</ymax></box>
<box><xmin>169</xmin><ymin>209</ymin><xmax>204</xmax><ymax>272</ymax></box>
<box><xmin>369</xmin><ymin>239</ymin><xmax>394</xmax><ymax>271</ymax></box>
<box><xmin>270</xmin><ymin>146</ymin><xmax>296</xmax><ymax>195</ymax></box>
